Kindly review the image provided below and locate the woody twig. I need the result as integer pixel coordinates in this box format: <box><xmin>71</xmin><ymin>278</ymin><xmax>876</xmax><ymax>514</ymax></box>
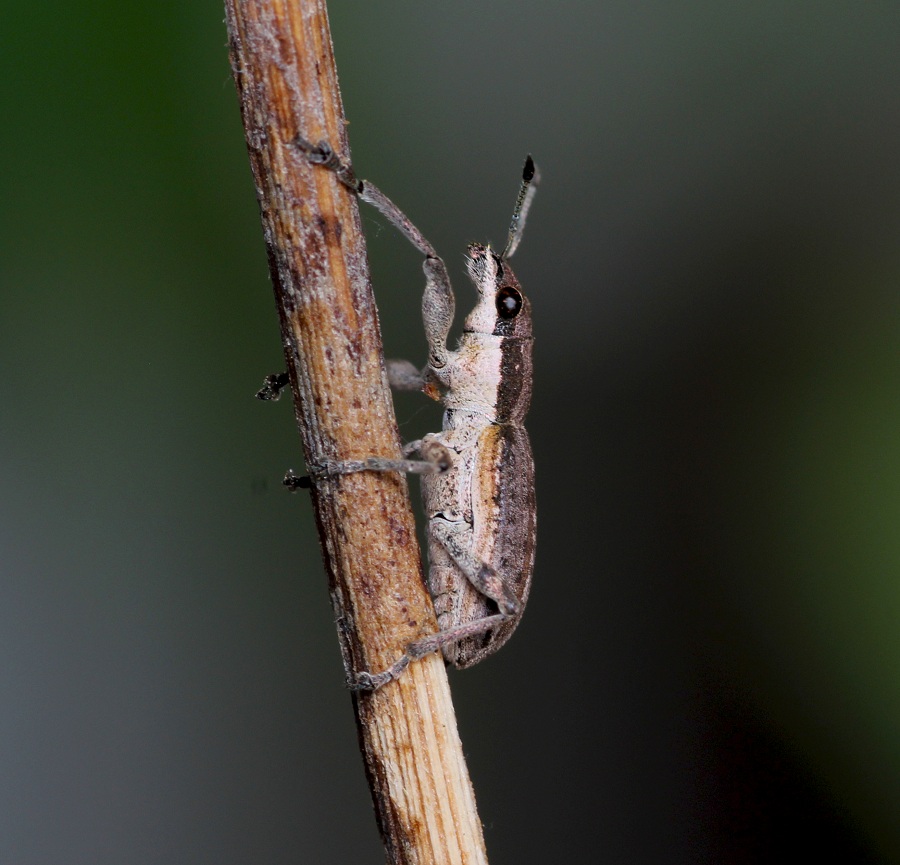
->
<box><xmin>223</xmin><ymin>1</ymin><xmax>489</xmax><ymax>862</ymax></box>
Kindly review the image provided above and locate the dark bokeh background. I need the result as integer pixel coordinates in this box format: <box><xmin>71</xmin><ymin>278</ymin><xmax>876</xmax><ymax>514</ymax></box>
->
<box><xmin>3</xmin><ymin>2</ymin><xmax>899</xmax><ymax>863</ymax></box>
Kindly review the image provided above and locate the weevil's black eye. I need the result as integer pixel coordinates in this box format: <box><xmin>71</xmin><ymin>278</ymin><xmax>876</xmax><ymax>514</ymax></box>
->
<box><xmin>496</xmin><ymin>286</ymin><xmax>522</xmax><ymax>319</ymax></box>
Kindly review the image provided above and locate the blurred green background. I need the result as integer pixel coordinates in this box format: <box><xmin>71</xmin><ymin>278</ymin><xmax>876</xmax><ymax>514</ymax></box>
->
<box><xmin>2</xmin><ymin>2</ymin><xmax>899</xmax><ymax>862</ymax></box>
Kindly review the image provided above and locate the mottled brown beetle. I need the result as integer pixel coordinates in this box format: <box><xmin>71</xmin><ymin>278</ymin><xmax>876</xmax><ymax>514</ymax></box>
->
<box><xmin>285</xmin><ymin>140</ymin><xmax>538</xmax><ymax>689</ymax></box>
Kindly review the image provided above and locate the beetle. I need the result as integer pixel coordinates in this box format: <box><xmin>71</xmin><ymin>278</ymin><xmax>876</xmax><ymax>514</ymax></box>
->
<box><xmin>283</xmin><ymin>140</ymin><xmax>538</xmax><ymax>689</ymax></box>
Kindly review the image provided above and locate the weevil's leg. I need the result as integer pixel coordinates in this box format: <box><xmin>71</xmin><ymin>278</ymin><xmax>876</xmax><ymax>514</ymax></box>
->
<box><xmin>282</xmin><ymin>471</ymin><xmax>312</xmax><ymax>491</ymax></box>
<box><xmin>294</xmin><ymin>137</ymin><xmax>454</xmax><ymax>369</ymax></box>
<box><xmin>353</xmin><ymin>173</ymin><xmax>455</xmax><ymax>368</ymax></box>
<box><xmin>347</xmin><ymin>521</ymin><xmax>521</xmax><ymax>691</ymax></box>
<box><xmin>385</xmin><ymin>359</ymin><xmax>426</xmax><ymax>392</ymax></box>
<box><xmin>255</xmin><ymin>372</ymin><xmax>290</xmax><ymax>401</ymax></box>
<box><xmin>429</xmin><ymin>519</ymin><xmax>521</xmax><ymax>616</ymax></box>
<box><xmin>283</xmin><ymin>457</ymin><xmax>439</xmax><ymax>490</ymax></box>
<box><xmin>348</xmin><ymin>611</ymin><xmax>510</xmax><ymax>691</ymax></box>
<box><xmin>418</xmin><ymin>258</ymin><xmax>453</xmax><ymax>370</ymax></box>
<box><xmin>294</xmin><ymin>137</ymin><xmax>438</xmax><ymax>255</ymax></box>
<box><xmin>283</xmin><ymin>439</ymin><xmax>453</xmax><ymax>491</ymax></box>
<box><xmin>401</xmin><ymin>438</ymin><xmax>453</xmax><ymax>465</ymax></box>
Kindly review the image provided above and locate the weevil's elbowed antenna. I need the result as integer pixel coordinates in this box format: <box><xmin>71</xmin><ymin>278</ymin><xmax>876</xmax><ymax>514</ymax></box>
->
<box><xmin>501</xmin><ymin>154</ymin><xmax>540</xmax><ymax>260</ymax></box>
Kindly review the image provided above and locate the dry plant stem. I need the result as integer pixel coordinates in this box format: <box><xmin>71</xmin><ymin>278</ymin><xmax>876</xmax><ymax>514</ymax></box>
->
<box><xmin>224</xmin><ymin>1</ymin><xmax>488</xmax><ymax>863</ymax></box>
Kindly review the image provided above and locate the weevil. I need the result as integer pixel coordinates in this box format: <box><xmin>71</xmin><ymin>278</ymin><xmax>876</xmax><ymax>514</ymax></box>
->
<box><xmin>276</xmin><ymin>140</ymin><xmax>538</xmax><ymax>689</ymax></box>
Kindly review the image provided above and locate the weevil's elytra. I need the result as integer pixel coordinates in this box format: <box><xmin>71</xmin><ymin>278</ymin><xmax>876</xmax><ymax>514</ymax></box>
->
<box><xmin>284</xmin><ymin>138</ymin><xmax>539</xmax><ymax>689</ymax></box>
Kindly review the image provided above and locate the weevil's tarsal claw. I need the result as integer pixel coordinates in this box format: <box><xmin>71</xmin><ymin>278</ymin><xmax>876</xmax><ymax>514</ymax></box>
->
<box><xmin>283</xmin><ymin>470</ymin><xmax>312</xmax><ymax>492</ymax></box>
<box><xmin>346</xmin><ymin>671</ymin><xmax>378</xmax><ymax>692</ymax></box>
<box><xmin>347</xmin><ymin>655</ymin><xmax>411</xmax><ymax>692</ymax></box>
<box><xmin>256</xmin><ymin>372</ymin><xmax>290</xmax><ymax>401</ymax></box>
<box><xmin>292</xmin><ymin>135</ymin><xmax>360</xmax><ymax>191</ymax></box>
<box><xmin>292</xmin><ymin>135</ymin><xmax>336</xmax><ymax>167</ymax></box>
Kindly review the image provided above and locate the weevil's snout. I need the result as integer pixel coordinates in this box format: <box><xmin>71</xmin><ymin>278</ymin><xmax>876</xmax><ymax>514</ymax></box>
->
<box><xmin>465</xmin><ymin>243</ymin><xmax>493</xmax><ymax>291</ymax></box>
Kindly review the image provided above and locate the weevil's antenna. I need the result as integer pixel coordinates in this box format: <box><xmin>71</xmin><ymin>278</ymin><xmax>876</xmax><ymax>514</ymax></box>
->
<box><xmin>501</xmin><ymin>155</ymin><xmax>540</xmax><ymax>260</ymax></box>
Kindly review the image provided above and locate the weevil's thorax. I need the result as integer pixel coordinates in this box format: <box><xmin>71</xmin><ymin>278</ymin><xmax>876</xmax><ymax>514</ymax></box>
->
<box><xmin>440</xmin><ymin>244</ymin><xmax>533</xmax><ymax>425</ymax></box>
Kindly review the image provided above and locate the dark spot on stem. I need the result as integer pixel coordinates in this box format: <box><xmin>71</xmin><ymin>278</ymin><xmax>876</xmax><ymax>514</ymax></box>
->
<box><xmin>315</xmin><ymin>213</ymin><xmax>343</xmax><ymax>246</ymax></box>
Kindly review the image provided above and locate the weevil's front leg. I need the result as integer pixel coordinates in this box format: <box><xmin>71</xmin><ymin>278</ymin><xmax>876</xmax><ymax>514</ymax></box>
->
<box><xmin>294</xmin><ymin>136</ymin><xmax>454</xmax><ymax>370</ymax></box>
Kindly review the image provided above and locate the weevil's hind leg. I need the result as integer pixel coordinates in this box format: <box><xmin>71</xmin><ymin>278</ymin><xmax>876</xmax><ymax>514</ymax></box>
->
<box><xmin>294</xmin><ymin>136</ymin><xmax>454</xmax><ymax>369</ymax></box>
<box><xmin>348</xmin><ymin>611</ymin><xmax>510</xmax><ymax>691</ymax></box>
<box><xmin>348</xmin><ymin>520</ymin><xmax>521</xmax><ymax>691</ymax></box>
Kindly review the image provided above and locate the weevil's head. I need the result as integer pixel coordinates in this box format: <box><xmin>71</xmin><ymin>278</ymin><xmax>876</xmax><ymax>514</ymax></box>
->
<box><xmin>463</xmin><ymin>244</ymin><xmax>532</xmax><ymax>339</ymax></box>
